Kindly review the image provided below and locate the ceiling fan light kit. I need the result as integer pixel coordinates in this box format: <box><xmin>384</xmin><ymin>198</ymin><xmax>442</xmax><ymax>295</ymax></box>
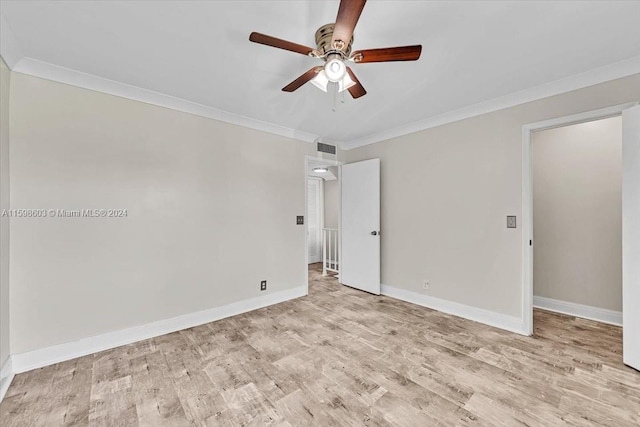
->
<box><xmin>324</xmin><ymin>55</ymin><xmax>347</xmax><ymax>82</ymax></box>
<box><xmin>249</xmin><ymin>0</ymin><xmax>422</xmax><ymax>103</ymax></box>
<box><xmin>310</xmin><ymin>69</ymin><xmax>356</xmax><ymax>93</ymax></box>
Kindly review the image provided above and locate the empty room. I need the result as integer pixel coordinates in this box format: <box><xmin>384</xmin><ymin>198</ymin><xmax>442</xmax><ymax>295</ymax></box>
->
<box><xmin>0</xmin><ymin>1</ymin><xmax>639</xmax><ymax>425</ymax></box>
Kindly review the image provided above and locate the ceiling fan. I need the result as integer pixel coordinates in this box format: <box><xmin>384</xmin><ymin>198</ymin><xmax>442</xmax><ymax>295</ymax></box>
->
<box><xmin>249</xmin><ymin>0</ymin><xmax>422</xmax><ymax>99</ymax></box>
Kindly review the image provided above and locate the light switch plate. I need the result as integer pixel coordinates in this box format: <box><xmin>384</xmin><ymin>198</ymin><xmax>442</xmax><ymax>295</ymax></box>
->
<box><xmin>507</xmin><ymin>216</ymin><xmax>517</xmax><ymax>228</ymax></box>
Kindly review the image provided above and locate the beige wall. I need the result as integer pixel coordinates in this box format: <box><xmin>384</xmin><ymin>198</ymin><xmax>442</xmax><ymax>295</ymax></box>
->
<box><xmin>346</xmin><ymin>74</ymin><xmax>640</xmax><ymax>319</ymax></box>
<box><xmin>9</xmin><ymin>72</ymin><xmax>317</xmax><ymax>354</ymax></box>
<box><xmin>323</xmin><ymin>179</ymin><xmax>339</xmax><ymax>230</ymax></box>
<box><xmin>533</xmin><ymin>117</ymin><xmax>622</xmax><ymax>311</ymax></box>
<box><xmin>0</xmin><ymin>58</ymin><xmax>10</xmax><ymax>368</ymax></box>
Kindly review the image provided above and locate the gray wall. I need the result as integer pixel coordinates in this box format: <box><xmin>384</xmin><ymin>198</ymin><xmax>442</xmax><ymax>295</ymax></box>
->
<box><xmin>533</xmin><ymin>116</ymin><xmax>622</xmax><ymax>311</ymax></box>
<box><xmin>323</xmin><ymin>179</ymin><xmax>339</xmax><ymax>230</ymax></box>
<box><xmin>9</xmin><ymin>72</ymin><xmax>316</xmax><ymax>354</ymax></box>
<box><xmin>346</xmin><ymin>74</ymin><xmax>640</xmax><ymax>318</ymax></box>
<box><xmin>0</xmin><ymin>58</ymin><xmax>10</xmax><ymax>371</ymax></box>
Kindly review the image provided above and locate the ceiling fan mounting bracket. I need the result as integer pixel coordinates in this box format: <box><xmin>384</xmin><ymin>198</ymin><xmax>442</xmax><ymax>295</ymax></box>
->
<box><xmin>317</xmin><ymin>49</ymin><xmax>349</xmax><ymax>62</ymax></box>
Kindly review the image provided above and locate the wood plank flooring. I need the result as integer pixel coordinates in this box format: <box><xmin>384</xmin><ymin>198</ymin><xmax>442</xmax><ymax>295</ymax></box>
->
<box><xmin>1</xmin><ymin>264</ymin><xmax>638</xmax><ymax>426</ymax></box>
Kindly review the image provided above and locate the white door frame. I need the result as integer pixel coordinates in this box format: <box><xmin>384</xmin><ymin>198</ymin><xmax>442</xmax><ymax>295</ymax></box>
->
<box><xmin>304</xmin><ymin>156</ymin><xmax>344</xmax><ymax>294</ymax></box>
<box><xmin>521</xmin><ymin>102</ymin><xmax>638</xmax><ymax>335</ymax></box>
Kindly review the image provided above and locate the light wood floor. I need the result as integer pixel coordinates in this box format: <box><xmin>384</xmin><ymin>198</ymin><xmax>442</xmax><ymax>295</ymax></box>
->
<box><xmin>1</xmin><ymin>264</ymin><xmax>638</xmax><ymax>426</ymax></box>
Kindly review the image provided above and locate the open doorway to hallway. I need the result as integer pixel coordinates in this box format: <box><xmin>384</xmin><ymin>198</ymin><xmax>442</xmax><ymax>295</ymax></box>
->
<box><xmin>305</xmin><ymin>157</ymin><xmax>341</xmax><ymax>288</ymax></box>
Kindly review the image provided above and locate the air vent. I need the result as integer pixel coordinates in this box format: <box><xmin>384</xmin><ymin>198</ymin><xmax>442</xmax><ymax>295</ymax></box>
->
<box><xmin>317</xmin><ymin>142</ymin><xmax>336</xmax><ymax>155</ymax></box>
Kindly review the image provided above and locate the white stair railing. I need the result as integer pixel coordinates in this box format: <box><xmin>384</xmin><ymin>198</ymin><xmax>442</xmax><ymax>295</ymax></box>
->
<box><xmin>322</xmin><ymin>228</ymin><xmax>339</xmax><ymax>276</ymax></box>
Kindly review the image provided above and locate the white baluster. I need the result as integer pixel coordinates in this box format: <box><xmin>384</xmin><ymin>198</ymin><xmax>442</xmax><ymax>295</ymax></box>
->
<box><xmin>321</xmin><ymin>229</ymin><xmax>340</xmax><ymax>275</ymax></box>
<box><xmin>328</xmin><ymin>230</ymin><xmax>332</xmax><ymax>273</ymax></box>
<box><xmin>322</xmin><ymin>229</ymin><xmax>327</xmax><ymax>276</ymax></box>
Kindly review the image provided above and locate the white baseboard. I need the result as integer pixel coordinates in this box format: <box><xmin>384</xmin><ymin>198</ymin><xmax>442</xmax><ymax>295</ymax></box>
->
<box><xmin>533</xmin><ymin>296</ymin><xmax>622</xmax><ymax>326</ymax></box>
<box><xmin>11</xmin><ymin>286</ymin><xmax>307</xmax><ymax>375</ymax></box>
<box><xmin>0</xmin><ymin>356</ymin><xmax>14</xmax><ymax>403</ymax></box>
<box><xmin>381</xmin><ymin>285</ymin><xmax>528</xmax><ymax>335</ymax></box>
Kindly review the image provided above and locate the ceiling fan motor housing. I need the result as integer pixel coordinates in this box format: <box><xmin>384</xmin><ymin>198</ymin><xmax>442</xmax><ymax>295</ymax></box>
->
<box><xmin>315</xmin><ymin>23</ymin><xmax>353</xmax><ymax>56</ymax></box>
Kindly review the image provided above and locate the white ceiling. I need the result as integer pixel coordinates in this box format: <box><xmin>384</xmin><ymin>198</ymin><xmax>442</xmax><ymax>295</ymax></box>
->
<box><xmin>1</xmin><ymin>1</ymin><xmax>639</xmax><ymax>148</ymax></box>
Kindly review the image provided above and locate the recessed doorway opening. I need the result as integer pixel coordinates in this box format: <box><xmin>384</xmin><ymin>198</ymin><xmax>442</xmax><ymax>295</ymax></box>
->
<box><xmin>522</xmin><ymin>102</ymin><xmax>640</xmax><ymax>371</ymax></box>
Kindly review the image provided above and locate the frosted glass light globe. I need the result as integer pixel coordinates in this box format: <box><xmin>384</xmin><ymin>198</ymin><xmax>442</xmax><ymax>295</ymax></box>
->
<box><xmin>324</xmin><ymin>58</ymin><xmax>346</xmax><ymax>82</ymax></box>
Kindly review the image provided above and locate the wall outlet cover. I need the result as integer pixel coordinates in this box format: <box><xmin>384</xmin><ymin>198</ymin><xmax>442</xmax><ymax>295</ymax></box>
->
<box><xmin>296</xmin><ymin>216</ymin><xmax>304</xmax><ymax>225</ymax></box>
<box><xmin>260</xmin><ymin>280</ymin><xmax>267</xmax><ymax>291</ymax></box>
<box><xmin>507</xmin><ymin>216</ymin><xmax>517</xmax><ymax>228</ymax></box>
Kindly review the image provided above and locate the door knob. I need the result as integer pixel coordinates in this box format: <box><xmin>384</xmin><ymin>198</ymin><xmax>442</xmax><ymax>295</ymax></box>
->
<box><xmin>371</xmin><ymin>231</ymin><xmax>378</xmax><ymax>236</ymax></box>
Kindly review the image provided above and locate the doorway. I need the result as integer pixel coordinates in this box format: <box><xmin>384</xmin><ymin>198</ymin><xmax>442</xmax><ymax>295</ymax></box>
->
<box><xmin>532</xmin><ymin>116</ymin><xmax>622</xmax><ymax>325</ymax></box>
<box><xmin>307</xmin><ymin>177</ymin><xmax>323</xmax><ymax>264</ymax></box>
<box><xmin>304</xmin><ymin>156</ymin><xmax>342</xmax><ymax>292</ymax></box>
<box><xmin>522</xmin><ymin>103</ymin><xmax>640</xmax><ymax>369</ymax></box>
<box><xmin>303</xmin><ymin>156</ymin><xmax>382</xmax><ymax>296</ymax></box>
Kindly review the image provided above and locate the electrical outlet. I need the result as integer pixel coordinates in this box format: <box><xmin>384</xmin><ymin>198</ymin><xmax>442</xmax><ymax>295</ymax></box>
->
<box><xmin>296</xmin><ymin>216</ymin><xmax>304</xmax><ymax>225</ymax></box>
<box><xmin>507</xmin><ymin>215</ymin><xmax>517</xmax><ymax>228</ymax></box>
<box><xmin>260</xmin><ymin>280</ymin><xmax>267</xmax><ymax>291</ymax></box>
<box><xmin>423</xmin><ymin>280</ymin><xmax>430</xmax><ymax>290</ymax></box>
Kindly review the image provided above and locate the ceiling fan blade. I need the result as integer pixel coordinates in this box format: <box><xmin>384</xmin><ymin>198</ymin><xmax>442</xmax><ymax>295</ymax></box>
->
<box><xmin>282</xmin><ymin>66</ymin><xmax>323</xmax><ymax>92</ymax></box>
<box><xmin>331</xmin><ymin>0</ymin><xmax>367</xmax><ymax>51</ymax></box>
<box><xmin>249</xmin><ymin>32</ymin><xmax>314</xmax><ymax>56</ymax></box>
<box><xmin>351</xmin><ymin>45</ymin><xmax>422</xmax><ymax>63</ymax></box>
<box><xmin>346</xmin><ymin>67</ymin><xmax>366</xmax><ymax>99</ymax></box>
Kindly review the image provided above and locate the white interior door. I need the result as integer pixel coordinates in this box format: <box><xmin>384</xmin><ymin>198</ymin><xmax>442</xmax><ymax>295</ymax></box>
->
<box><xmin>622</xmin><ymin>105</ymin><xmax>640</xmax><ymax>370</ymax></box>
<box><xmin>307</xmin><ymin>178</ymin><xmax>322</xmax><ymax>264</ymax></box>
<box><xmin>340</xmin><ymin>159</ymin><xmax>380</xmax><ymax>294</ymax></box>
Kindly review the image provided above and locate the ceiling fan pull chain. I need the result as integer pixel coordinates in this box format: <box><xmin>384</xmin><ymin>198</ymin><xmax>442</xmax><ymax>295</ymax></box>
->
<box><xmin>331</xmin><ymin>81</ymin><xmax>338</xmax><ymax>112</ymax></box>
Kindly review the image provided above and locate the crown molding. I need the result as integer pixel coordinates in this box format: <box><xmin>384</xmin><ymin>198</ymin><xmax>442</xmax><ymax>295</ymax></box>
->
<box><xmin>0</xmin><ymin>13</ymin><xmax>23</xmax><ymax>69</ymax></box>
<box><xmin>5</xmin><ymin>49</ymin><xmax>639</xmax><ymax>151</ymax></box>
<box><xmin>342</xmin><ymin>56</ymin><xmax>640</xmax><ymax>150</ymax></box>
<box><xmin>12</xmin><ymin>57</ymin><xmax>322</xmax><ymax>144</ymax></box>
